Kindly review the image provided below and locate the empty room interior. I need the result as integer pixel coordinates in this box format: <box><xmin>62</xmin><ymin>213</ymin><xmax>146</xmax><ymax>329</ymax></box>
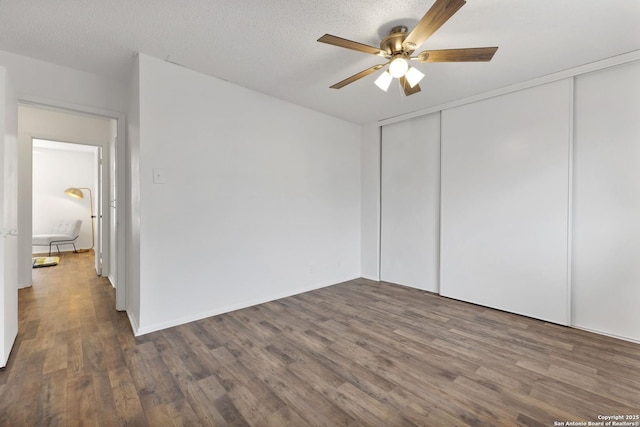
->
<box><xmin>0</xmin><ymin>1</ymin><xmax>639</xmax><ymax>425</ymax></box>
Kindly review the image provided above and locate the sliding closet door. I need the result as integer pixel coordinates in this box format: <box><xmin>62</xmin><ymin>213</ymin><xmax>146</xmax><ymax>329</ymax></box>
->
<box><xmin>573</xmin><ymin>61</ymin><xmax>640</xmax><ymax>342</ymax></box>
<box><xmin>440</xmin><ymin>80</ymin><xmax>572</xmax><ymax>325</ymax></box>
<box><xmin>381</xmin><ymin>112</ymin><xmax>440</xmax><ymax>292</ymax></box>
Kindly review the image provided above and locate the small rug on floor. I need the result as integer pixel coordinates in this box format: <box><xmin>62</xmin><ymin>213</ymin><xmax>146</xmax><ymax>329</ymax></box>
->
<box><xmin>32</xmin><ymin>257</ymin><xmax>60</xmax><ymax>268</ymax></box>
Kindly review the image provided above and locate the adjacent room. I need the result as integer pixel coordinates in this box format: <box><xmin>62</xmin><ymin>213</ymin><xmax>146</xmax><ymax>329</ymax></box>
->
<box><xmin>0</xmin><ymin>0</ymin><xmax>638</xmax><ymax>425</ymax></box>
<box><xmin>31</xmin><ymin>139</ymin><xmax>100</xmax><ymax>268</ymax></box>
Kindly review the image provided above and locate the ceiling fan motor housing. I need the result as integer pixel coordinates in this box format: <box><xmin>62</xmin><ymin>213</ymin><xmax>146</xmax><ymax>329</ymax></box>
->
<box><xmin>380</xmin><ymin>26</ymin><xmax>414</xmax><ymax>56</ymax></box>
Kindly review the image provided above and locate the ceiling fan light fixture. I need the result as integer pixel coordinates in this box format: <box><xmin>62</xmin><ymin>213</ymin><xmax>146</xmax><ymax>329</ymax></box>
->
<box><xmin>318</xmin><ymin>0</ymin><xmax>499</xmax><ymax>97</ymax></box>
<box><xmin>405</xmin><ymin>67</ymin><xmax>425</xmax><ymax>88</ymax></box>
<box><xmin>374</xmin><ymin>70</ymin><xmax>393</xmax><ymax>91</ymax></box>
<box><xmin>388</xmin><ymin>56</ymin><xmax>409</xmax><ymax>78</ymax></box>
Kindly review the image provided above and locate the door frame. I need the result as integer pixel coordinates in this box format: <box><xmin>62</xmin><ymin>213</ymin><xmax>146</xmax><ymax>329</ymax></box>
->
<box><xmin>17</xmin><ymin>98</ymin><xmax>126</xmax><ymax>311</ymax></box>
<box><xmin>1</xmin><ymin>67</ymin><xmax>18</xmax><ymax>367</ymax></box>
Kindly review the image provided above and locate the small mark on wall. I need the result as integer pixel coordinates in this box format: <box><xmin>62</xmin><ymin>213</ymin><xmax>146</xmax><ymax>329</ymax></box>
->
<box><xmin>153</xmin><ymin>168</ymin><xmax>167</xmax><ymax>184</ymax></box>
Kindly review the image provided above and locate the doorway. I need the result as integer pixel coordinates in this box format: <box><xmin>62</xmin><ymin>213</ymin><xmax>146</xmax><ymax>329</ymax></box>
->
<box><xmin>17</xmin><ymin>104</ymin><xmax>121</xmax><ymax>308</ymax></box>
<box><xmin>32</xmin><ymin>139</ymin><xmax>102</xmax><ymax>274</ymax></box>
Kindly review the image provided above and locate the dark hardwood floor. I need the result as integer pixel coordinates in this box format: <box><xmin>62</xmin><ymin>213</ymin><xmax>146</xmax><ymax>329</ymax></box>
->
<box><xmin>1</xmin><ymin>251</ymin><xmax>638</xmax><ymax>426</ymax></box>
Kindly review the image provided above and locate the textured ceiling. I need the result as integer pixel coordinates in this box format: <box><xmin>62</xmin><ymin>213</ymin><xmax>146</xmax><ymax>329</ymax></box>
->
<box><xmin>1</xmin><ymin>0</ymin><xmax>639</xmax><ymax>124</ymax></box>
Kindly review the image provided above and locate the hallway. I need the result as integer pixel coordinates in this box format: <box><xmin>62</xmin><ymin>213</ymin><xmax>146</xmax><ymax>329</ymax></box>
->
<box><xmin>0</xmin><ymin>251</ymin><xmax>135</xmax><ymax>425</ymax></box>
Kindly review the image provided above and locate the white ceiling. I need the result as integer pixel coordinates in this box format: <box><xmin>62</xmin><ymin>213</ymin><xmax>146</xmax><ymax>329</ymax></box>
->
<box><xmin>1</xmin><ymin>0</ymin><xmax>639</xmax><ymax>124</ymax></box>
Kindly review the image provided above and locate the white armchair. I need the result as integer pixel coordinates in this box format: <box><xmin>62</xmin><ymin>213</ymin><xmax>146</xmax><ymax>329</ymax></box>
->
<box><xmin>32</xmin><ymin>220</ymin><xmax>83</xmax><ymax>256</ymax></box>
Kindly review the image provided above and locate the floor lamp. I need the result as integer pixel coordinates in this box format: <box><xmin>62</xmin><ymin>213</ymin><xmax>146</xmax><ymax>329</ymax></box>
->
<box><xmin>64</xmin><ymin>187</ymin><xmax>95</xmax><ymax>251</ymax></box>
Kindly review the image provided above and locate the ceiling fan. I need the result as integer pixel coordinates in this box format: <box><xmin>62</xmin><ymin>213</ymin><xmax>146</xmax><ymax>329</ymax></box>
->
<box><xmin>317</xmin><ymin>0</ymin><xmax>498</xmax><ymax>96</ymax></box>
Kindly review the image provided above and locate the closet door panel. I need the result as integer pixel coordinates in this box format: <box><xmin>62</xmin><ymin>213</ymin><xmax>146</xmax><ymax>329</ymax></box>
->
<box><xmin>440</xmin><ymin>79</ymin><xmax>572</xmax><ymax>325</ymax></box>
<box><xmin>381</xmin><ymin>112</ymin><xmax>440</xmax><ymax>292</ymax></box>
<box><xmin>573</xmin><ymin>61</ymin><xmax>640</xmax><ymax>341</ymax></box>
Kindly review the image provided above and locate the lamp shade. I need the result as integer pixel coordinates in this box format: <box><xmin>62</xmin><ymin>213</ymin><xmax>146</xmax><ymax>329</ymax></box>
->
<box><xmin>64</xmin><ymin>187</ymin><xmax>84</xmax><ymax>199</ymax></box>
<box><xmin>374</xmin><ymin>71</ymin><xmax>393</xmax><ymax>91</ymax></box>
<box><xmin>405</xmin><ymin>67</ymin><xmax>425</xmax><ymax>88</ymax></box>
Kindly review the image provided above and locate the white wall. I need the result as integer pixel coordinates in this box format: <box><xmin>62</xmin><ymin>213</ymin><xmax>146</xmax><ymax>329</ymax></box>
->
<box><xmin>126</xmin><ymin>56</ymin><xmax>141</xmax><ymax>330</ymax></box>
<box><xmin>133</xmin><ymin>54</ymin><xmax>361</xmax><ymax>334</ymax></box>
<box><xmin>32</xmin><ymin>140</ymin><xmax>98</xmax><ymax>252</ymax></box>
<box><xmin>0</xmin><ymin>50</ymin><xmax>126</xmax><ymax>113</ymax></box>
<box><xmin>572</xmin><ymin>61</ymin><xmax>640</xmax><ymax>342</ymax></box>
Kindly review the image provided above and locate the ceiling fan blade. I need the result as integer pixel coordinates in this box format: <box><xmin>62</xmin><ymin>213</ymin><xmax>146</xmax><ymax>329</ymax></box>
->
<box><xmin>416</xmin><ymin>47</ymin><xmax>498</xmax><ymax>62</ymax></box>
<box><xmin>318</xmin><ymin>34</ymin><xmax>386</xmax><ymax>56</ymax></box>
<box><xmin>330</xmin><ymin>64</ymin><xmax>388</xmax><ymax>89</ymax></box>
<box><xmin>400</xmin><ymin>76</ymin><xmax>422</xmax><ymax>96</ymax></box>
<box><xmin>403</xmin><ymin>0</ymin><xmax>466</xmax><ymax>51</ymax></box>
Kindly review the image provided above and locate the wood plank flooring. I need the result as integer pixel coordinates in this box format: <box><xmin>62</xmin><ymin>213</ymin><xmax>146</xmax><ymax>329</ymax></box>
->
<box><xmin>1</xmin><ymin>251</ymin><xmax>638</xmax><ymax>426</ymax></box>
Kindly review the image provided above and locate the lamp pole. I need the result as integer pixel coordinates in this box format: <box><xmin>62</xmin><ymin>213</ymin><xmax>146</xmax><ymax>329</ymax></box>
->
<box><xmin>77</xmin><ymin>187</ymin><xmax>95</xmax><ymax>250</ymax></box>
<box><xmin>64</xmin><ymin>187</ymin><xmax>95</xmax><ymax>250</ymax></box>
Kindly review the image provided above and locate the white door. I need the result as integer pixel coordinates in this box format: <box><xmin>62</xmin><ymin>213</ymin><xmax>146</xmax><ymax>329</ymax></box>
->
<box><xmin>572</xmin><ymin>61</ymin><xmax>640</xmax><ymax>341</ymax></box>
<box><xmin>380</xmin><ymin>112</ymin><xmax>441</xmax><ymax>292</ymax></box>
<box><xmin>109</xmin><ymin>132</ymin><xmax>117</xmax><ymax>290</ymax></box>
<box><xmin>95</xmin><ymin>147</ymin><xmax>102</xmax><ymax>276</ymax></box>
<box><xmin>0</xmin><ymin>67</ymin><xmax>19</xmax><ymax>367</ymax></box>
<box><xmin>440</xmin><ymin>80</ymin><xmax>571</xmax><ymax>325</ymax></box>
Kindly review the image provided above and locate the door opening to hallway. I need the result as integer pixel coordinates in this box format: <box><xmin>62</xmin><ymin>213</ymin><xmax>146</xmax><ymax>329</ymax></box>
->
<box><xmin>32</xmin><ymin>139</ymin><xmax>102</xmax><ymax>275</ymax></box>
<box><xmin>17</xmin><ymin>103</ymin><xmax>124</xmax><ymax>312</ymax></box>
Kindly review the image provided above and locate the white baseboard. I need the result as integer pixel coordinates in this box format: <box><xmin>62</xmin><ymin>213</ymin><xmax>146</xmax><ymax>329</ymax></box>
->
<box><xmin>572</xmin><ymin>325</ymin><xmax>640</xmax><ymax>345</ymax></box>
<box><xmin>127</xmin><ymin>310</ymin><xmax>140</xmax><ymax>336</ymax></box>
<box><xmin>133</xmin><ymin>275</ymin><xmax>360</xmax><ymax>336</ymax></box>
